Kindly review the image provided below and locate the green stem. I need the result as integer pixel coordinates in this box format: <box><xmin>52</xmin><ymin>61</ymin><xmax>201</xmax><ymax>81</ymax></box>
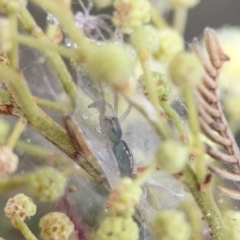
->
<box><xmin>17</xmin><ymin>34</ymin><xmax>79</xmax><ymax>60</ymax></box>
<box><xmin>12</xmin><ymin>214</ymin><xmax>38</xmax><ymax>240</ymax></box>
<box><xmin>7</xmin><ymin>117</ymin><xmax>26</xmax><ymax>149</ymax></box>
<box><xmin>0</xmin><ymin>88</ymin><xmax>64</xmax><ymax>113</ymax></box>
<box><xmin>0</xmin><ymin>175</ymin><xmax>26</xmax><ymax>194</ymax></box>
<box><xmin>18</xmin><ymin>9</ymin><xmax>77</xmax><ymax>110</ymax></box>
<box><xmin>183</xmin><ymin>166</ymin><xmax>226</xmax><ymax>240</ymax></box>
<box><xmin>184</xmin><ymin>87</ymin><xmax>206</xmax><ymax>183</ymax></box>
<box><xmin>160</xmin><ymin>100</ymin><xmax>189</xmax><ymax>144</ymax></box>
<box><xmin>150</xmin><ymin>5</ymin><xmax>168</xmax><ymax>30</ymax></box>
<box><xmin>30</xmin><ymin>0</ymin><xmax>88</xmax><ymax>61</ymax></box>
<box><xmin>133</xmin><ymin>27</ymin><xmax>159</xmax><ymax>109</ymax></box>
<box><xmin>172</xmin><ymin>7</ymin><xmax>188</xmax><ymax>35</ymax></box>
<box><xmin>0</xmin><ymin>63</ymin><xmax>77</xmax><ymax>157</ymax></box>
<box><xmin>8</xmin><ymin>11</ymin><xmax>19</xmax><ymax>69</ymax></box>
<box><xmin>134</xmin><ymin>162</ymin><xmax>156</xmax><ymax>186</ymax></box>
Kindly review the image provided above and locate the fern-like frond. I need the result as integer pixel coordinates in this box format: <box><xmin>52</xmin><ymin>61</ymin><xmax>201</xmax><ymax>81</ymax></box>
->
<box><xmin>190</xmin><ymin>28</ymin><xmax>240</xmax><ymax>199</ymax></box>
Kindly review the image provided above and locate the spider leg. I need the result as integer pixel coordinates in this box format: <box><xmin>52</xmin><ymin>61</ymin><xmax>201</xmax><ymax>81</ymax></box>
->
<box><xmin>86</xmin><ymin>0</ymin><xmax>94</xmax><ymax>14</ymax></box>
<box><xmin>113</xmin><ymin>91</ymin><xmax>118</xmax><ymax>117</ymax></box>
<box><xmin>97</xmin><ymin>19</ymin><xmax>114</xmax><ymax>38</ymax></box>
<box><xmin>119</xmin><ymin>104</ymin><xmax>132</xmax><ymax>123</ymax></box>
<box><xmin>78</xmin><ymin>0</ymin><xmax>87</xmax><ymax>13</ymax></box>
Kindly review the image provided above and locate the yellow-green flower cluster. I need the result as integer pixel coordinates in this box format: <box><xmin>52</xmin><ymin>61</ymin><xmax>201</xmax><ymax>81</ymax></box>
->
<box><xmin>109</xmin><ymin>177</ymin><xmax>142</xmax><ymax>217</ymax></box>
<box><xmin>0</xmin><ymin>146</ymin><xmax>18</xmax><ymax>177</ymax></box>
<box><xmin>154</xmin><ymin>28</ymin><xmax>184</xmax><ymax>62</ymax></box>
<box><xmin>27</xmin><ymin>167</ymin><xmax>67</xmax><ymax>202</ymax></box>
<box><xmin>139</xmin><ymin>71</ymin><xmax>173</xmax><ymax>101</ymax></box>
<box><xmin>4</xmin><ymin>193</ymin><xmax>36</xmax><ymax>221</ymax></box>
<box><xmin>93</xmin><ymin>0</ymin><xmax>112</xmax><ymax>9</ymax></box>
<box><xmin>39</xmin><ymin>212</ymin><xmax>74</xmax><ymax>240</ymax></box>
<box><xmin>93</xmin><ymin>216</ymin><xmax>138</xmax><ymax>240</ymax></box>
<box><xmin>0</xmin><ymin>0</ymin><xmax>27</xmax><ymax>13</ymax></box>
<box><xmin>152</xmin><ymin>210</ymin><xmax>191</xmax><ymax>240</ymax></box>
<box><xmin>112</xmin><ymin>0</ymin><xmax>151</xmax><ymax>34</ymax></box>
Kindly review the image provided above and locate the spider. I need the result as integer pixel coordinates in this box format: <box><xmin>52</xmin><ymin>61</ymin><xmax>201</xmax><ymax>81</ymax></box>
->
<box><xmin>74</xmin><ymin>0</ymin><xmax>113</xmax><ymax>40</ymax></box>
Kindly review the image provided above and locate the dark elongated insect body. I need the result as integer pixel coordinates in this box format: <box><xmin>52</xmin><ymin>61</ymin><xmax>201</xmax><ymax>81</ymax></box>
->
<box><xmin>104</xmin><ymin>116</ymin><xmax>134</xmax><ymax>177</ymax></box>
<box><xmin>113</xmin><ymin>140</ymin><xmax>134</xmax><ymax>178</ymax></box>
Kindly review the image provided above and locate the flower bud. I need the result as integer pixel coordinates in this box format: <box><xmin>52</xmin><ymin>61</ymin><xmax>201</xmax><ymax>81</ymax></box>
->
<box><xmin>223</xmin><ymin>210</ymin><xmax>240</xmax><ymax>240</ymax></box>
<box><xmin>167</xmin><ymin>0</ymin><xmax>200</xmax><ymax>8</ymax></box>
<box><xmin>109</xmin><ymin>178</ymin><xmax>142</xmax><ymax>217</ymax></box>
<box><xmin>0</xmin><ymin>0</ymin><xmax>27</xmax><ymax>13</ymax></box>
<box><xmin>39</xmin><ymin>212</ymin><xmax>74</xmax><ymax>240</ymax></box>
<box><xmin>139</xmin><ymin>71</ymin><xmax>173</xmax><ymax>101</ymax></box>
<box><xmin>0</xmin><ymin>146</ymin><xmax>18</xmax><ymax>177</ymax></box>
<box><xmin>94</xmin><ymin>216</ymin><xmax>139</xmax><ymax>240</ymax></box>
<box><xmin>169</xmin><ymin>52</ymin><xmax>203</xmax><ymax>87</ymax></box>
<box><xmin>27</xmin><ymin>167</ymin><xmax>67</xmax><ymax>202</ymax></box>
<box><xmin>4</xmin><ymin>193</ymin><xmax>36</xmax><ymax>221</ymax></box>
<box><xmin>154</xmin><ymin>28</ymin><xmax>184</xmax><ymax>62</ymax></box>
<box><xmin>131</xmin><ymin>25</ymin><xmax>160</xmax><ymax>53</ymax></box>
<box><xmin>0</xmin><ymin>18</ymin><xmax>12</xmax><ymax>53</ymax></box>
<box><xmin>86</xmin><ymin>43</ymin><xmax>132</xmax><ymax>90</ymax></box>
<box><xmin>155</xmin><ymin>140</ymin><xmax>188</xmax><ymax>173</ymax></box>
<box><xmin>152</xmin><ymin>210</ymin><xmax>190</xmax><ymax>240</ymax></box>
<box><xmin>113</xmin><ymin>0</ymin><xmax>151</xmax><ymax>34</ymax></box>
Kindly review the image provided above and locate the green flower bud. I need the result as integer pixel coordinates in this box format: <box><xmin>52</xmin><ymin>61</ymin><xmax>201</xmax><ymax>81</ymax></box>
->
<box><xmin>4</xmin><ymin>193</ymin><xmax>36</xmax><ymax>221</ymax></box>
<box><xmin>39</xmin><ymin>212</ymin><xmax>74</xmax><ymax>240</ymax></box>
<box><xmin>94</xmin><ymin>216</ymin><xmax>139</xmax><ymax>240</ymax></box>
<box><xmin>109</xmin><ymin>178</ymin><xmax>142</xmax><ymax>217</ymax></box>
<box><xmin>155</xmin><ymin>140</ymin><xmax>188</xmax><ymax>173</ymax></box>
<box><xmin>154</xmin><ymin>28</ymin><xmax>184</xmax><ymax>62</ymax></box>
<box><xmin>152</xmin><ymin>210</ymin><xmax>190</xmax><ymax>240</ymax></box>
<box><xmin>131</xmin><ymin>25</ymin><xmax>160</xmax><ymax>53</ymax></box>
<box><xmin>0</xmin><ymin>0</ymin><xmax>27</xmax><ymax>13</ymax></box>
<box><xmin>0</xmin><ymin>18</ymin><xmax>12</xmax><ymax>53</ymax></box>
<box><xmin>27</xmin><ymin>167</ymin><xmax>67</xmax><ymax>202</ymax></box>
<box><xmin>0</xmin><ymin>146</ymin><xmax>19</xmax><ymax>177</ymax></box>
<box><xmin>86</xmin><ymin>43</ymin><xmax>132</xmax><ymax>90</ymax></box>
<box><xmin>169</xmin><ymin>52</ymin><xmax>203</xmax><ymax>87</ymax></box>
<box><xmin>113</xmin><ymin>0</ymin><xmax>151</xmax><ymax>34</ymax></box>
<box><xmin>223</xmin><ymin>210</ymin><xmax>240</xmax><ymax>240</ymax></box>
<box><xmin>167</xmin><ymin>0</ymin><xmax>200</xmax><ymax>8</ymax></box>
<box><xmin>139</xmin><ymin>71</ymin><xmax>173</xmax><ymax>101</ymax></box>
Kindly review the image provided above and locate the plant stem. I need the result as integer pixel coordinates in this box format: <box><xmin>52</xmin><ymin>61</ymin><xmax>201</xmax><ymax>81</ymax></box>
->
<box><xmin>172</xmin><ymin>7</ymin><xmax>188</xmax><ymax>35</ymax></box>
<box><xmin>134</xmin><ymin>163</ymin><xmax>156</xmax><ymax>186</ymax></box>
<box><xmin>17</xmin><ymin>34</ymin><xmax>79</xmax><ymax>60</ymax></box>
<box><xmin>8</xmin><ymin>11</ymin><xmax>19</xmax><ymax>69</ymax></box>
<box><xmin>30</xmin><ymin>0</ymin><xmax>88</xmax><ymax>61</ymax></box>
<box><xmin>150</xmin><ymin>5</ymin><xmax>168</xmax><ymax>30</ymax></box>
<box><xmin>184</xmin><ymin>87</ymin><xmax>206</xmax><ymax>183</ymax></box>
<box><xmin>160</xmin><ymin>100</ymin><xmax>189</xmax><ymax>144</ymax></box>
<box><xmin>18</xmin><ymin>9</ymin><xmax>77</xmax><ymax>110</ymax></box>
<box><xmin>12</xmin><ymin>214</ymin><xmax>38</xmax><ymax>240</ymax></box>
<box><xmin>183</xmin><ymin>165</ymin><xmax>226</xmax><ymax>240</ymax></box>
<box><xmin>0</xmin><ymin>63</ymin><xmax>77</xmax><ymax>156</ymax></box>
<box><xmin>0</xmin><ymin>88</ymin><xmax>64</xmax><ymax>113</ymax></box>
<box><xmin>7</xmin><ymin>117</ymin><xmax>26</xmax><ymax>149</ymax></box>
<box><xmin>0</xmin><ymin>175</ymin><xmax>26</xmax><ymax>194</ymax></box>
